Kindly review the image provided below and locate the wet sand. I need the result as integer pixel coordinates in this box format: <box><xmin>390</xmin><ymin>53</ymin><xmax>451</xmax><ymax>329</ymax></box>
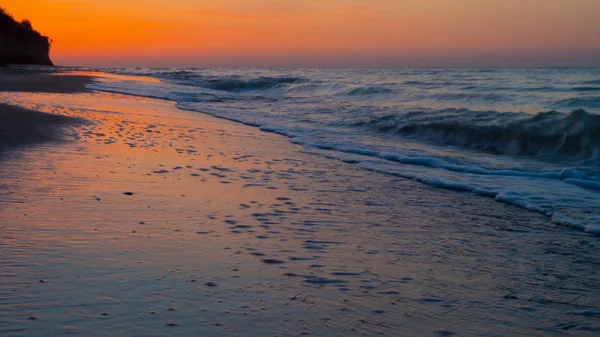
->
<box><xmin>0</xmin><ymin>104</ymin><xmax>83</xmax><ymax>151</ymax></box>
<box><xmin>0</xmin><ymin>73</ymin><xmax>599</xmax><ymax>336</ymax></box>
<box><xmin>0</xmin><ymin>69</ymin><xmax>91</xmax><ymax>154</ymax></box>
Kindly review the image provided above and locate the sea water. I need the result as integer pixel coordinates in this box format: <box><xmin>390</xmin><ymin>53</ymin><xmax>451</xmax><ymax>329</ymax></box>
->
<box><xmin>87</xmin><ymin>67</ymin><xmax>600</xmax><ymax>235</ymax></box>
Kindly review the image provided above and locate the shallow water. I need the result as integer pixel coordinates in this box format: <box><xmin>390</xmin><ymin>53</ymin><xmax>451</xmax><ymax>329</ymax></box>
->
<box><xmin>0</xmin><ymin>90</ymin><xmax>599</xmax><ymax>336</ymax></box>
<box><xmin>84</xmin><ymin>68</ymin><xmax>600</xmax><ymax>235</ymax></box>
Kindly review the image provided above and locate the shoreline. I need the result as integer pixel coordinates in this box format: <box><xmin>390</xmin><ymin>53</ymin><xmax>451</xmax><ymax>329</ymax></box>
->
<box><xmin>0</xmin><ymin>67</ymin><xmax>94</xmax><ymax>93</ymax></box>
<box><xmin>1</xmin><ymin>70</ymin><xmax>599</xmax><ymax>336</ymax></box>
<box><xmin>85</xmin><ymin>68</ymin><xmax>600</xmax><ymax>236</ymax></box>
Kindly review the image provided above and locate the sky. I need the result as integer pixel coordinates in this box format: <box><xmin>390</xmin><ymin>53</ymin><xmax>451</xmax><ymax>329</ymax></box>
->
<box><xmin>3</xmin><ymin>0</ymin><xmax>600</xmax><ymax>68</ymax></box>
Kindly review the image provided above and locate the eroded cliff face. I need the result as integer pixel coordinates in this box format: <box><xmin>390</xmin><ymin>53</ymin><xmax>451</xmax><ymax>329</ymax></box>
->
<box><xmin>0</xmin><ymin>8</ymin><xmax>53</xmax><ymax>66</ymax></box>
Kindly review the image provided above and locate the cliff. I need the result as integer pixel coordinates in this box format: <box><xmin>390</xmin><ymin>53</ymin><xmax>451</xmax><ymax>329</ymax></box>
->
<box><xmin>0</xmin><ymin>7</ymin><xmax>53</xmax><ymax>66</ymax></box>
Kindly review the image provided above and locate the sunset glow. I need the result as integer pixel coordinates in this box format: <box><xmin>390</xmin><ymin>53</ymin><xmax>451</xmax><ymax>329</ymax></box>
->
<box><xmin>4</xmin><ymin>0</ymin><xmax>600</xmax><ymax>67</ymax></box>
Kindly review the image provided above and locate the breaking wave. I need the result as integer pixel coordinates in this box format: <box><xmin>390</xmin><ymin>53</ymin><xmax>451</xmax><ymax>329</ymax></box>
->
<box><xmin>356</xmin><ymin>109</ymin><xmax>600</xmax><ymax>162</ymax></box>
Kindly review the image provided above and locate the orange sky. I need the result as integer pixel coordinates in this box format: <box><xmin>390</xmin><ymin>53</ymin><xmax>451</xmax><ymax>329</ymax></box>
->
<box><xmin>4</xmin><ymin>0</ymin><xmax>600</xmax><ymax>67</ymax></box>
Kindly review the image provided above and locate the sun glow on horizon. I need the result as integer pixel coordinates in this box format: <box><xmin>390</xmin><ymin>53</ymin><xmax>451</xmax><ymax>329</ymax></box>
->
<box><xmin>4</xmin><ymin>0</ymin><xmax>600</xmax><ymax>67</ymax></box>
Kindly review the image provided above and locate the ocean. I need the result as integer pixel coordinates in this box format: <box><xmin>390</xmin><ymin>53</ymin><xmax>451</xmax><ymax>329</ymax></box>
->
<box><xmin>88</xmin><ymin>67</ymin><xmax>600</xmax><ymax>235</ymax></box>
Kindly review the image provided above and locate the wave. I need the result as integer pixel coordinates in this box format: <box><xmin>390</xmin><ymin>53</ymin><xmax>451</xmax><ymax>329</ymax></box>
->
<box><xmin>203</xmin><ymin>77</ymin><xmax>305</xmax><ymax>92</ymax></box>
<box><xmin>191</xmin><ymin>76</ymin><xmax>395</xmax><ymax>97</ymax></box>
<box><xmin>105</xmin><ymin>69</ymin><xmax>308</xmax><ymax>93</ymax></box>
<box><xmin>554</xmin><ymin>96</ymin><xmax>600</xmax><ymax>109</ymax></box>
<box><xmin>404</xmin><ymin>80</ymin><xmax>429</xmax><ymax>85</ymax></box>
<box><xmin>356</xmin><ymin>109</ymin><xmax>600</xmax><ymax>162</ymax></box>
<box><xmin>520</xmin><ymin>86</ymin><xmax>556</xmax><ymax>92</ymax></box>
<box><xmin>572</xmin><ymin>86</ymin><xmax>600</xmax><ymax>92</ymax></box>
<box><xmin>346</xmin><ymin>86</ymin><xmax>394</xmax><ymax>96</ymax></box>
<box><xmin>515</xmin><ymin>86</ymin><xmax>600</xmax><ymax>93</ymax></box>
<box><xmin>430</xmin><ymin>92</ymin><xmax>506</xmax><ymax>102</ymax></box>
<box><xmin>148</xmin><ymin>70</ymin><xmax>396</xmax><ymax>97</ymax></box>
<box><xmin>403</xmin><ymin>80</ymin><xmax>454</xmax><ymax>88</ymax></box>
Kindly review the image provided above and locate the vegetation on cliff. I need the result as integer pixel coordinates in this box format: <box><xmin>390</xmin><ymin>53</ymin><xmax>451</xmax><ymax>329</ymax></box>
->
<box><xmin>0</xmin><ymin>7</ymin><xmax>53</xmax><ymax>66</ymax></box>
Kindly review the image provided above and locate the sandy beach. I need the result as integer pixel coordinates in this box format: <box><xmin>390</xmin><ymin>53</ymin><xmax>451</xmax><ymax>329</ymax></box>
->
<box><xmin>0</xmin><ymin>68</ymin><xmax>92</xmax><ymax>153</ymax></box>
<box><xmin>0</xmin><ymin>103</ymin><xmax>81</xmax><ymax>152</ymax></box>
<box><xmin>1</xmin><ymin>70</ymin><xmax>599</xmax><ymax>336</ymax></box>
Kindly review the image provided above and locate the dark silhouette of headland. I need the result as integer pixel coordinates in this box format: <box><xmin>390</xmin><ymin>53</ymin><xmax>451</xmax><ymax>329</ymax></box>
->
<box><xmin>0</xmin><ymin>7</ymin><xmax>53</xmax><ymax>66</ymax></box>
<box><xmin>0</xmin><ymin>8</ymin><xmax>90</xmax><ymax>155</ymax></box>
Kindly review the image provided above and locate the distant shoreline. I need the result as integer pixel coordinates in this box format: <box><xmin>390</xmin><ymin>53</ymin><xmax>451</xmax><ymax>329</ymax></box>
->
<box><xmin>0</xmin><ymin>67</ymin><xmax>93</xmax><ymax>93</ymax></box>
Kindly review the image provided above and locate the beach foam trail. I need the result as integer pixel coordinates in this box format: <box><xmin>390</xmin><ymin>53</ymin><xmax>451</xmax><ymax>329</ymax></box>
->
<box><xmin>87</xmin><ymin>68</ymin><xmax>600</xmax><ymax>235</ymax></box>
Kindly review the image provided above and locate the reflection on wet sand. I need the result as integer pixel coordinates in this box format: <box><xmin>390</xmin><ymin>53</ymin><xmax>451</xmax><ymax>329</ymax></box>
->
<box><xmin>1</xmin><ymin>86</ymin><xmax>599</xmax><ymax>336</ymax></box>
